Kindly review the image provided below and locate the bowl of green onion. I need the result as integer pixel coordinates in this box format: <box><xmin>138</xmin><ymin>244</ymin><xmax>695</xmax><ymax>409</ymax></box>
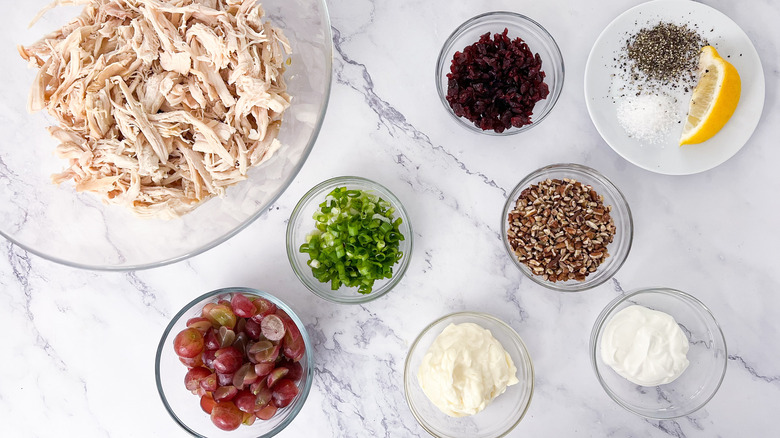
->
<box><xmin>286</xmin><ymin>176</ymin><xmax>413</xmax><ymax>304</ymax></box>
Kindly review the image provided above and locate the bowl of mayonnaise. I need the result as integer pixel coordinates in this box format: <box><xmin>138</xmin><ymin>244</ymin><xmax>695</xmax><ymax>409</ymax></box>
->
<box><xmin>590</xmin><ymin>288</ymin><xmax>727</xmax><ymax>419</ymax></box>
<box><xmin>403</xmin><ymin>312</ymin><xmax>534</xmax><ymax>438</ymax></box>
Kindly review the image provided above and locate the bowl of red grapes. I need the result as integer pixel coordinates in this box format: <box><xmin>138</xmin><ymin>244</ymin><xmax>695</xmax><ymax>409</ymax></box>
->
<box><xmin>156</xmin><ymin>288</ymin><xmax>313</xmax><ymax>437</ymax></box>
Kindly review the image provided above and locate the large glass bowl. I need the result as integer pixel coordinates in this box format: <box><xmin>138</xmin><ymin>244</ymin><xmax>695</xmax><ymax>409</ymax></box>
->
<box><xmin>435</xmin><ymin>11</ymin><xmax>564</xmax><ymax>135</ymax></box>
<box><xmin>501</xmin><ymin>163</ymin><xmax>633</xmax><ymax>292</ymax></box>
<box><xmin>590</xmin><ymin>288</ymin><xmax>727</xmax><ymax>419</ymax></box>
<box><xmin>0</xmin><ymin>0</ymin><xmax>332</xmax><ymax>270</ymax></box>
<box><xmin>286</xmin><ymin>176</ymin><xmax>413</xmax><ymax>304</ymax></box>
<box><xmin>155</xmin><ymin>287</ymin><xmax>314</xmax><ymax>438</ymax></box>
<box><xmin>404</xmin><ymin>312</ymin><xmax>534</xmax><ymax>438</ymax></box>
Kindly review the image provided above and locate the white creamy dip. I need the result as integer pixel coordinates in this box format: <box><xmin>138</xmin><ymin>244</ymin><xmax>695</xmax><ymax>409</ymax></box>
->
<box><xmin>600</xmin><ymin>305</ymin><xmax>690</xmax><ymax>386</ymax></box>
<box><xmin>417</xmin><ymin>322</ymin><xmax>519</xmax><ymax>417</ymax></box>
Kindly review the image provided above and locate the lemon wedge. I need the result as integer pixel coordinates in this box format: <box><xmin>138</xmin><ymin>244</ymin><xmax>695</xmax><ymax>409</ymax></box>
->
<box><xmin>679</xmin><ymin>46</ymin><xmax>741</xmax><ymax>145</ymax></box>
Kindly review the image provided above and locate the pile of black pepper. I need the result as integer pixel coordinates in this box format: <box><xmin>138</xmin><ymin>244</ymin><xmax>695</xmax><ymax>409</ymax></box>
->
<box><xmin>625</xmin><ymin>22</ymin><xmax>707</xmax><ymax>85</ymax></box>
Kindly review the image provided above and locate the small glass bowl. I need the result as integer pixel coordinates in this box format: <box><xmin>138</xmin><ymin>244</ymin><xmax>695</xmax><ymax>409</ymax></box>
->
<box><xmin>435</xmin><ymin>11</ymin><xmax>565</xmax><ymax>135</ymax></box>
<box><xmin>501</xmin><ymin>163</ymin><xmax>633</xmax><ymax>292</ymax></box>
<box><xmin>404</xmin><ymin>312</ymin><xmax>534</xmax><ymax>438</ymax></box>
<box><xmin>155</xmin><ymin>287</ymin><xmax>314</xmax><ymax>438</ymax></box>
<box><xmin>590</xmin><ymin>288</ymin><xmax>728</xmax><ymax>419</ymax></box>
<box><xmin>286</xmin><ymin>176</ymin><xmax>413</xmax><ymax>304</ymax></box>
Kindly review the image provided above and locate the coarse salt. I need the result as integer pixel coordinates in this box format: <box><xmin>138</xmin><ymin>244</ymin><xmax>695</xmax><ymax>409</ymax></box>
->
<box><xmin>616</xmin><ymin>93</ymin><xmax>678</xmax><ymax>144</ymax></box>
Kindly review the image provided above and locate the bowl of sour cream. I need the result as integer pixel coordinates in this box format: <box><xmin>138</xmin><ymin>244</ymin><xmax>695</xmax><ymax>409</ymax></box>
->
<box><xmin>590</xmin><ymin>288</ymin><xmax>727</xmax><ymax>419</ymax></box>
<box><xmin>404</xmin><ymin>312</ymin><xmax>534</xmax><ymax>438</ymax></box>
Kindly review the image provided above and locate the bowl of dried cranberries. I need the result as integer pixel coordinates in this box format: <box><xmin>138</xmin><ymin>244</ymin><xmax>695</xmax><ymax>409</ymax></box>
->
<box><xmin>156</xmin><ymin>287</ymin><xmax>313</xmax><ymax>437</ymax></box>
<box><xmin>436</xmin><ymin>11</ymin><xmax>564</xmax><ymax>135</ymax></box>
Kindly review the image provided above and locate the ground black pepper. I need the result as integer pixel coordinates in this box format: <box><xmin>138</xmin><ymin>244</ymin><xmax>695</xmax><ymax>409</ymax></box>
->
<box><xmin>625</xmin><ymin>22</ymin><xmax>706</xmax><ymax>83</ymax></box>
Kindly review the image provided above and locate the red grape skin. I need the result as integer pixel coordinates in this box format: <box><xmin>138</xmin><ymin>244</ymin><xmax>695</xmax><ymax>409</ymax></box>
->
<box><xmin>217</xmin><ymin>372</ymin><xmax>235</xmax><ymax>387</ymax></box>
<box><xmin>200</xmin><ymin>394</ymin><xmax>216</xmax><ymax>414</ymax></box>
<box><xmin>242</xmin><ymin>412</ymin><xmax>256</xmax><ymax>426</ymax></box>
<box><xmin>271</xmin><ymin>379</ymin><xmax>299</xmax><ymax>408</ymax></box>
<box><xmin>251</xmin><ymin>298</ymin><xmax>277</xmax><ymax>323</ymax></box>
<box><xmin>231</xmin><ymin>293</ymin><xmax>258</xmax><ymax>318</ymax></box>
<box><xmin>204</xmin><ymin>328</ymin><xmax>220</xmax><ymax>351</ymax></box>
<box><xmin>211</xmin><ymin>401</ymin><xmax>243</xmax><ymax>431</ymax></box>
<box><xmin>266</xmin><ymin>367</ymin><xmax>289</xmax><ymax>389</ymax></box>
<box><xmin>244</xmin><ymin>319</ymin><xmax>263</xmax><ymax>340</ymax></box>
<box><xmin>186</xmin><ymin>317</ymin><xmax>213</xmax><ymax>334</ymax></box>
<box><xmin>178</xmin><ymin>355</ymin><xmax>203</xmax><ymax>369</ymax></box>
<box><xmin>213</xmin><ymin>385</ymin><xmax>238</xmax><ymax>402</ymax></box>
<box><xmin>255</xmin><ymin>404</ymin><xmax>278</xmax><ymax>420</ymax></box>
<box><xmin>185</xmin><ymin>367</ymin><xmax>212</xmax><ymax>392</ymax></box>
<box><xmin>254</xmin><ymin>362</ymin><xmax>275</xmax><ymax>378</ymax></box>
<box><xmin>173</xmin><ymin>328</ymin><xmax>205</xmax><ymax>358</ymax></box>
<box><xmin>200</xmin><ymin>373</ymin><xmax>218</xmax><ymax>392</ymax></box>
<box><xmin>234</xmin><ymin>389</ymin><xmax>258</xmax><ymax>413</ymax></box>
<box><xmin>213</xmin><ymin>346</ymin><xmax>243</xmax><ymax>374</ymax></box>
<box><xmin>280</xmin><ymin>359</ymin><xmax>303</xmax><ymax>381</ymax></box>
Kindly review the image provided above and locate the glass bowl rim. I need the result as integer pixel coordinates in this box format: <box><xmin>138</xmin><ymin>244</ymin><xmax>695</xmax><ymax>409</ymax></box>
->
<box><xmin>501</xmin><ymin>163</ymin><xmax>634</xmax><ymax>292</ymax></box>
<box><xmin>154</xmin><ymin>287</ymin><xmax>315</xmax><ymax>437</ymax></box>
<box><xmin>403</xmin><ymin>311</ymin><xmax>535</xmax><ymax>438</ymax></box>
<box><xmin>435</xmin><ymin>10</ymin><xmax>565</xmax><ymax>136</ymax></box>
<box><xmin>286</xmin><ymin>175</ymin><xmax>414</xmax><ymax>304</ymax></box>
<box><xmin>588</xmin><ymin>287</ymin><xmax>728</xmax><ymax>419</ymax></box>
<box><xmin>0</xmin><ymin>0</ymin><xmax>334</xmax><ymax>272</ymax></box>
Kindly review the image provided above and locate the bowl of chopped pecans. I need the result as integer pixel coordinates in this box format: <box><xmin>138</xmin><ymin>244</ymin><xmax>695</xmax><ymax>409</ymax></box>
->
<box><xmin>502</xmin><ymin>163</ymin><xmax>633</xmax><ymax>292</ymax></box>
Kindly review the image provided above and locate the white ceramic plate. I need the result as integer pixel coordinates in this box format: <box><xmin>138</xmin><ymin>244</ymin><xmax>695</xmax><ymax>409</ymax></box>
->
<box><xmin>584</xmin><ymin>0</ymin><xmax>764</xmax><ymax>175</ymax></box>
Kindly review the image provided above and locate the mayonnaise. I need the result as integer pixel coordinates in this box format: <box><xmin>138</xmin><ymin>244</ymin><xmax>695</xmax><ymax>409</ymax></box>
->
<box><xmin>600</xmin><ymin>305</ymin><xmax>689</xmax><ymax>386</ymax></box>
<box><xmin>417</xmin><ymin>322</ymin><xmax>519</xmax><ymax>417</ymax></box>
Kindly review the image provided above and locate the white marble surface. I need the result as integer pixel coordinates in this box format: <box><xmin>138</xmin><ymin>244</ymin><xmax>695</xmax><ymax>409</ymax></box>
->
<box><xmin>2</xmin><ymin>0</ymin><xmax>779</xmax><ymax>436</ymax></box>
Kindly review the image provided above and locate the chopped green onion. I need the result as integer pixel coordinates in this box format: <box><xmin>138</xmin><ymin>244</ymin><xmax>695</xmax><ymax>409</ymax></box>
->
<box><xmin>299</xmin><ymin>186</ymin><xmax>405</xmax><ymax>295</ymax></box>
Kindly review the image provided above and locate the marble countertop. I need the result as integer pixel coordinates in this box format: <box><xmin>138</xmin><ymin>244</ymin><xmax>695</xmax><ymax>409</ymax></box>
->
<box><xmin>2</xmin><ymin>0</ymin><xmax>778</xmax><ymax>436</ymax></box>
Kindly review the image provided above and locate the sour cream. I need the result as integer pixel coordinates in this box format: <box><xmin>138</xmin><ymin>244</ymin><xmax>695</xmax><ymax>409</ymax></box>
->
<box><xmin>600</xmin><ymin>305</ymin><xmax>689</xmax><ymax>386</ymax></box>
<box><xmin>417</xmin><ymin>322</ymin><xmax>519</xmax><ymax>417</ymax></box>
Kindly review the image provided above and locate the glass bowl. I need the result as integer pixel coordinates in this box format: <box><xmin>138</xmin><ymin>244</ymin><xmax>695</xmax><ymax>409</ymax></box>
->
<box><xmin>286</xmin><ymin>176</ymin><xmax>413</xmax><ymax>304</ymax></box>
<box><xmin>501</xmin><ymin>163</ymin><xmax>633</xmax><ymax>292</ymax></box>
<box><xmin>155</xmin><ymin>287</ymin><xmax>314</xmax><ymax>438</ymax></box>
<box><xmin>435</xmin><ymin>11</ymin><xmax>565</xmax><ymax>135</ymax></box>
<box><xmin>404</xmin><ymin>312</ymin><xmax>534</xmax><ymax>438</ymax></box>
<box><xmin>0</xmin><ymin>0</ymin><xmax>332</xmax><ymax>270</ymax></box>
<box><xmin>590</xmin><ymin>288</ymin><xmax>727</xmax><ymax>419</ymax></box>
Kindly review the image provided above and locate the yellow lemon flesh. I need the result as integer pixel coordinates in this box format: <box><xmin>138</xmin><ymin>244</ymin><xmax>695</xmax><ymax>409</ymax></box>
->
<box><xmin>679</xmin><ymin>46</ymin><xmax>741</xmax><ymax>145</ymax></box>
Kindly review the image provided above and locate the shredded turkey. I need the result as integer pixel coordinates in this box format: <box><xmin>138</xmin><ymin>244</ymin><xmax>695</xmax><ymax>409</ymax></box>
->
<box><xmin>19</xmin><ymin>0</ymin><xmax>292</xmax><ymax>218</ymax></box>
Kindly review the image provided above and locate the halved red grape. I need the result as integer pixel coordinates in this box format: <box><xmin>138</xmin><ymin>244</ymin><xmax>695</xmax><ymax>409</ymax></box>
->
<box><xmin>213</xmin><ymin>385</ymin><xmax>238</xmax><ymax>402</ymax></box>
<box><xmin>200</xmin><ymin>373</ymin><xmax>218</xmax><ymax>392</ymax></box>
<box><xmin>213</xmin><ymin>346</ymin><xmax>243</xmax><ymax>374</ymax></box>
<box><xmin>179</xmin><ymin>355</ymin><xmax>204</xmax><ymax>368</ymax></box>
<box><xmin>208</xmin><ymin>304</ymin><xmax>237</xmax><ymax>329</ymax></box>
<box><xmin>204</xmin><ymin>328</ymin><xmax>220</xmax><ymax>351</ymax></box>
<box><xmin>248</xmin><ymin>340</ymin><xmax>280</xmax><ymax>363</ymax></box>
<box><xmin>217</xmin><ymin>372</ymin><xmax>234</xmax><ymax>387</ymax></box>
<box><xmin>251</xmin><ymin>298</ymin><xmax>277</xmax><ymax>322</ymax></box>
<box><xmin>217</xmin><ymin>326</ymin><xmax>236</xmax><ymax>348</ymax></box>
<box><xmin>185</xmin><ymin>367</ymin><xmax>212</xmax><ymax>392</ymax></box>
<box><xmin>187</xmin><ymin>317</ymin><xmax>213</xmax><ymax>334</ymax></box>
<box><xmin>200</xmin><ymin>393</ymin><xmax>216</xmax><ymax>414</ymax></box>
<box><xmin>266</xmin><ymin>367</ymin><xmax>289</xmax><ymax>389</ymax></box>
<box><xmin>234</xmin><ymin>389</ymin><xmax>258</xmax><ymax>413</ymax></box>
<box><xmin>174</xmin><ymin>328</ymin><xmax>205</xmax><ymax>358</ymax></box>
<box><xmin>244</xmin><ymin>319</ymin><xmax>262</xmax><ymax>340</ymax></box>
<box><xmin>232</xmin><ymin>363</ymin><xmax>259</xmax><ymax>390</ymax></box>
<box><xmin>255</xmin><ymin>404</ymin><xmax>277</xmax><ymax>421</ymax></box>
<box><xmin>271</xmin><ymin>379</ymin><xmax>299</xmax><ymax>408</ymax></box>
<box><xmin>242</xmin><ymin>412</ymin><xmax>256</xmax><ymax>426</ymax></box>
<box><xmin>282</xmin><ymin>332</ymin><xmax>305</xmax><ymax>362</ymax></box>
<box><xmin>233</xmin><ymin>332</ymin><xmax>248</xmax><ymax>357</ymax></box>
<box><xmin>203</xmin><ymin>350</ymin><xmax>217</xmax><ymax>369</ymax></box>
<box><xmin>254</xmin><ymin>362</ymin><xmax>275</xmax><ymax>377</ymax></box>
<box><xmin>280</xmin><ymin>359</ymin><xmax>303</xmax><ymax>381</ymax></box>
<box><xmin>231</xmin><ymin>293</ymin><xmax>258</xmax><ymax>318</ymax></box>
<box><xmin>261</xmin><ymin>314</ymin><xmax>285</xmax><ymax>341</ymax></box>
<box><xmin>254</xmin><ymin>382</ymin><xmax>273</xmax><ymax>410</ymax></box>
<box><xmin>211</xmin><ymin>401</ymin><xmax>242</xmax><ymax>431</ymax></box>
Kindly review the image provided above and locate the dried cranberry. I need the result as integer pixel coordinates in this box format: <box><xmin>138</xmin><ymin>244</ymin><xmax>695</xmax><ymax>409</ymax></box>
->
<box><xmin>446</xmin><ymin>29</ymin><xmax>549</xmax><ymax>133</ymax></box>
